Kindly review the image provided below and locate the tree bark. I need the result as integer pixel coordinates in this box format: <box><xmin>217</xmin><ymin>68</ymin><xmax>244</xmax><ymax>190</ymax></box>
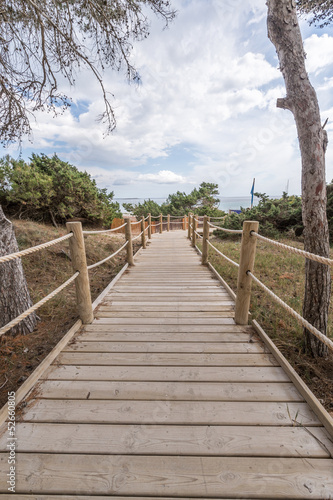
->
<box><xmin>0</xmin><ymin>206</ymin><xmax>37</xmax><ymax>335</ymax></box>
<box><xmin>267</xmin><ymin>0</ymin><xmax>330</xmax><ymax>357</ymax></box>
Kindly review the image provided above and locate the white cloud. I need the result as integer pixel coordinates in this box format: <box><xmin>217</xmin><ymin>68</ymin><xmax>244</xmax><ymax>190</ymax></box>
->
<box><xmin>138</xmin><ymin>170</ymin><xmax>187</xmax><ymax>184</ymax></box>
<box><xmin>304</xmin><ymin>34</ymin><xmax>333</xmax><ymax>74</ymax></box>
<box><xmin>9</xmin><ymin>0</ymin><xmax>332</xmax><ymax>200</ymax></box>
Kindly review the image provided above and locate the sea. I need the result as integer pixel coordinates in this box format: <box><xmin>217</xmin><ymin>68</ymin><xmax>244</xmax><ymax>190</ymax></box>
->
<box><xmin>114</xmin><ymin>196</ymin><xmax>264</xmax><ymax>213</ymax></box>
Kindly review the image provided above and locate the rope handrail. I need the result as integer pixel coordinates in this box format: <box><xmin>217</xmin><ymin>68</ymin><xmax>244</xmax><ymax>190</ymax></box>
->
<box><xmin>144</xmin><ymin>225</ymin><xmax>149</xmax><ymax>232</ymax></box>
<box><xmin>194</xmin><ymin>230</ymin><xmax>203</xmax><ymax>239</ymax></box>
<box><xmin>144</xmin><ymin>215</ymin><xmax>150</xmax><ymax>221</ymax></box>
<box><xmin>0</xmin><ymin>233</ymin><xmax>73</xmax><ymax>265</ymax></box>
<box><xmin>0</xmin><ymin>272</ymin><xmax>80</xmax><ymax>337</ymax></box>
<box><xmin>87</xmin><ymin>241</ymin><xmax>128</xmax><ymax>270</ymax></box>
<box><xmin>130</xmin><ymin>220</ymin><xmax>141</xmax><ymax>226</ymax></box>
<box><xmin>132</xmin><ymin>231</ymin><xmax>144</xmax><ymax>241</ymax></box>
<box><xmin>150</xmin><ymin>215</ymin><xmax>160</xmax><ymax>219</ymax></box>
<box><xmin>169</xmin><ymin>215</ymin><xmax>185</xmax><ymax>219</ymax></box>
<box><xmin>248</xmin><ymin>271</ymin><xmax>333</xmax><ymax>352</ymax></box>
<box><xmin>83</xmin><ymin>223</ymin><xmax>127</xmax><ymax>235</ymax></box>
<box><xmin>251</xmin><ymin>231</ymin><xmax>333</xmax><ymax>267</ymax></box>
<box><xmin>207</xmin><ymin>221</ymin><xmax>243</xmax><ymax>234</ymax></box>
<box><xmin>207</xmin><ymin>240</ymin><xmax>239</xmax><ymax>268</ymax></box>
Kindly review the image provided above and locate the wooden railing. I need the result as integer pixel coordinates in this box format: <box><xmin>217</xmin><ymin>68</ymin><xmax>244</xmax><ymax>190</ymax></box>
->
<box><xmin>0</xmin><ymin>214</ymin><xmax>187</xmax><ymax>336</ymax></box>
<box><xmin>188</xmin><ymin>213</ymin><xmax>333</xmax><ymax>353</ymax></box>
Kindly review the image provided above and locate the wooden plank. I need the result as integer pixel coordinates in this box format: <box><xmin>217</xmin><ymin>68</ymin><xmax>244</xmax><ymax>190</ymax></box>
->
<box><xmin>1</xmin><ymin>454</ymin><xmax>331</xmax><ymax>497</ymax></box>
<box><xmin>78</xmin><ymin>330</ymin><xmax>252</xmax><ymax>343</ymax></box>
<box><xmin>85</xmin><ymin>323</ymin><xmax>248</xmax><ymax>333</ymax></box>
<box><xmin>77</xmin><ymin>331</ymin><xmax>254</xmax><ymax>342</ymax></box>
<box><xmin>36</xmin><ymin>380</ymin><xmax>303</xmax><ymax>402</ymax></box>
<box><xmin>56</xmin><ymin>352</ymin><xmax>279</xmax><ymax>366</ymax></box>
<box><xmin>20</xmin><ymin>400</ymin><xmax>320</xmax><ymax>426</ymax></box>
<box><xmin>0</xmin><ymin>497</ymin><xmax>260</xmax><ymax>500</ymax></box>
<box><xmin>0</xmin><ymin>320</ymin><xmax>83</xmax><ymax>429</ymax></box>
<box><xmin>101</xmin><ymin>301</ymin><xmax>236</xmax><ymax>308</ymax></box>
<box><xmin>3</xmin><ymin>423</ymin><xmax>331</xmax><ymax>457</ymax></box>
<box><xmin>90</xmin><ymin>318</ymin><xmax>236</xmax><ymax>325</ymax></box>
<box><xmin>253</xmin><ymin>320</ymin><xmax>333</xmax><ymax>438</ymax></box>
<box><xmin>64</xmin><ymin>341</ymin><xmax>263</xmax><ymax>353</ymax></box>
<box><xmin>95</xmin><ymin>311</ymin><xmax>235</xmax><ymax>318</ymax></box>
<box><xmin>43</xmin><ymin>365</ymin><xmax>290</xmax><ymax>382</ymax></box>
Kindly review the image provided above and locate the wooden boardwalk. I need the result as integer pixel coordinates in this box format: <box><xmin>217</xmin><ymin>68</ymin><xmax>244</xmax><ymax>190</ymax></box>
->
<box><xmin>0</xmin><ymin>230</ymin><xmax>333</xmax><ymax>498</ymax></box>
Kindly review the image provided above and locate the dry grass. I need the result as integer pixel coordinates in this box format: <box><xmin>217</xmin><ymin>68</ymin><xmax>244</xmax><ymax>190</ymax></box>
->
<box><xmin>0</xmin><ymin>219</ymin><xmax>141</xmax><ymax>408</ymax></box>
<box><xmin>198</xmin><ymin>235</ymin><xmax>333</xmax><ymax>415</ymax></box>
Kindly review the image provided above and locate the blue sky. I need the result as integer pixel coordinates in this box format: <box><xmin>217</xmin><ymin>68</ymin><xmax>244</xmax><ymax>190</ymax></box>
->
<box><xmin>6</xmin><ymin>0</ymin><xmax>333</xmax><ymax>201</ymax></box>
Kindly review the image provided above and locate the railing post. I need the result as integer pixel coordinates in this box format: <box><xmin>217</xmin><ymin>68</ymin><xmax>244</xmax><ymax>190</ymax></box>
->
<box><xmin>66</xmin><ymin>222</ymin><xmax>94</xmax><ymax>324</ymax></box>
<box><xmin>202</xmin><ymin>215</ymin><xmax>209</xmax><ymax>265</ymax></box>
<box><xmin>191</xmin><ymin>214</ymin><xmax>197</xmax><ymax>247</ymax></box>
<box><xmin>167</xmin><ymin>214</ymin><xmax>170</xmax><ymax>232</ymax></box>
<box><xmin>234</xmin><ymin>220</ymin><xmax>259</xmax><ymax>325</ymax></box>
<box><xmin>148</xmin><ymin>213</ymin><xmax>152</xmax><ymax>239</ymax></box>
<box><xmin>188</xmin><ymin>213</ymin><xmax>192</xmax><ymax>239</ymax></box>
<box><xmin>124</xmin><ymin>217</ymin><xmax>134</xmax><ymax>266</ymax></box>
<box><xmin>159</xmin><ymin>213</ymin><xmax>163</xmax><ymax>234</ymax></box>
<box><xmin>141</xmin><ymin>216</ymin><xmax>146</xmax><ymax>249</ymax></box>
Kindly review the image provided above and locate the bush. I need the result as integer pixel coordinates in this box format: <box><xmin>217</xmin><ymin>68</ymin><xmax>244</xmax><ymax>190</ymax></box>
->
<box><xmin>0</xmin><ymin>154</ymin><xmax>122</xmax><ymax>226</ymax></box>
<box><xmin>213</xmin><ymin>192</ymin><xmax>303</xmax><ymax>239</ymax></box>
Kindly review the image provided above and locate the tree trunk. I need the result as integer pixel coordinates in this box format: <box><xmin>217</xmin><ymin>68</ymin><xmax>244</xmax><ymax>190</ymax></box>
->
<box><xmin>267</xmin><ymin>0</ymin><xmax>330</xmax><ymax>357</ymax></box>
<box><xmin>0</xmin><ymin>205</ymin><xmax>37</xmax><ymax>335</ymax></box>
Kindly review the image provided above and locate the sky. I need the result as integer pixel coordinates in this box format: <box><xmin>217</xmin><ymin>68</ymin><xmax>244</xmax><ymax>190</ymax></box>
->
<box><xmin>5</xmin><ymin>0</ymin><xmax>333</xmax><ymax>203</ymax></box>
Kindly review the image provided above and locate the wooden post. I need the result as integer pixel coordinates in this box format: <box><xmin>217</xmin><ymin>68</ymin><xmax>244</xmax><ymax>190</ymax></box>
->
<box><xmin>202</xmin><ymin>215</ymin><xmax>209</xmax><ymax>265</ymax></box>
<box><xmin>235</xmin><ymin>220</ymin><xmax>259</xmax><ymax>325</ymax></box>
<box><xmin>148</xmin><ymin>213</ymin><xmax>152</xmax><ymax>239</ymax></box>
<box><xmin>188</xmin><ymin>213</ymin><xmax>192</xmax><ymax>239</ymax></box>
<box><xmin>191</xmin><ymin>214</ymin><xmax>197</xmax><ymax>247</ymax></box>
<box><xmin>141</xmin><ymin>216</ymin><xmax>146</xmax><ymax>249</ymax></box>
<box><xmin>124</xmin><ymin>217</ymin><xmax>134</xmax><ymax>266</ymax></box>
<box><xmin>66</xmin><ymin>222</ymin><xmax>93</xmax><ymax>324</ymax></box>
<box><xmin>167</xmin><ymin>214</ymin><xmax>170</xmax><ymax>232</ymax></box>
<box><xmin>159</xmin><ymin>213</ymin><xmax>163</xmax><ymax>234</ymax></box>
<box><xmin>182</xmin><ymin>217</ymin><xmax>185</xmax><ymax>230</ymax></box>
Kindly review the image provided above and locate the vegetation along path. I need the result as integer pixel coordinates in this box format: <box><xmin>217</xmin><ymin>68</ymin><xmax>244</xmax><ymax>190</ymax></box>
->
<box><xmin>0</xmin><ymin>230</ymin><xmax>333</xmax><ymax>498</ymax></box>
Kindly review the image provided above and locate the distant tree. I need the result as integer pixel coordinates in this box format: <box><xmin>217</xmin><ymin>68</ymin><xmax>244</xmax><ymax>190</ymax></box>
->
<box><xmin>195</xmin><ymin>182</ymin><xmax>221</xmax><ymax>216</ymax></box>
<box><xmin>125</xmin><ymin>183</ymin><xmax>225</xmax><ymax>218</ymax></box>
<box><xmin>296</xmin><ymin>0</ymin><xmax>333</xmax><ymax>27</ymax></box>
<box><xmin>0</xmin><ymin>0</ymin><xmax>175</xmax><ymax>335</ymax></box>
<box><xmin>123</xmin><ymin>199</ymin><xmax>162</xmax><ymax>218</ymax></box>
<box><xmin>268</xmin><ymin>0</ymin><xmax>330</xmax><ymax>356</ymax></box>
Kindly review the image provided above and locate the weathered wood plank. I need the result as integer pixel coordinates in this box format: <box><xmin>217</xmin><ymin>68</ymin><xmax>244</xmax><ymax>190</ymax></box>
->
<box><xmin>90</xmin><ymin>318</ymin><xmax>236</xmax><ymax>325</ymax></box>
<box><xmin>56</xmin><ymin>352</ymin><xmax>279</xmax><ymax>366</ymax></box>
<box><xmin>95</xmin><ymin>311</ymin><xmax>235</xmax><ymax>318</ymax></box>
<box><xmin>64</xmin><ymin>341</ymin><xmax>262</xmax><ymax>353</ymax></box>
<box><xmin>77</xmin><ymin>331</ymin><xmax>252</xmax><ymax>342</ymax></box>
<box><xmin>98</xmin><ymin>304</ymin><xmax>235</xmax><ymax>312</ymax></box>
<box><xmin>21</xmin><ymin>400</ymin><xmax>319</xmax><ymax>426</ymax></box>
<box><xmin>0</xmin><ymin>454</ymin><xmax>331</xmax><ymax>497</ymax></box>
<box><xmin>35</xmin><ymin>380</ymin><xmax>303</xmax><ymax>402</ymax></box>
<box><xmin>43</xmin><ymin>365</ymin><xmax>290</xmax><ymax>382</ymax></box>
<box><xmin>85</xmin><ymin>323</ymin><xmax>248</xmax><ymax>332</ymax></box>
<box><xmin>3</xmin><ymin>423</ymin><xmax>330</xmax><ymax>457</ymax></box>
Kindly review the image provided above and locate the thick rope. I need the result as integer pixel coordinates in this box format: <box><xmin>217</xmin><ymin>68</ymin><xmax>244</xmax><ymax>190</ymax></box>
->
<box><xmin>207</xmin><ymin>240</ymin><xmax>239</xmax><ymax>268</ymax></box>
<box><xmin>130</xmin><ymin>220</ymin><xmax>141</xmax><ymax>226</ymax></box>
<box><xmin>0</xmin><ymin>272</ymin><xmax>80</xmax><ymax>337</ymax></box>
<box><xmin>251</xmin><ymin>231</ymin><xmax>333</xmax><ymax>267</ymax></box>
<box><xmin>144</xmin><ymin>215</ymin><xmax>150</xmax><ymax>221</ymax></box>
<box><xmin>194</xmin><ymin>230</ymin><xmax>203</xmax><ymax>239</ymax></box>
<box><xmin>0</xmin><ymin>233</ymin><xmax>73</xmax><ymax>265</ymax></box>
<box><xmin>132</xmin><ymin>231</ymin><xmax>144</xmax><ymax>241</ymax></box>
<box><xmin>83</xmin><ymin>223</ymin><xmax>126</xmax><ymax>235</ymax></box>
<box><xmin>248</xmin><ymin>271</ymin><xmax>333</xmax><ymax>352</ymax></box>
<box><xmin>87</xmin><ymin>241</ymin><xmax>128</xmax><ymax>270</ymax></box>
<box><xmin>144</xmin><ymin>225</ymin><xmax>149</xmax><ymax>232</ymax></box>
<box><xmin>207</xmin><ymin>221</ymin><xmax>243</xmax><ymax>234</ymax></box>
